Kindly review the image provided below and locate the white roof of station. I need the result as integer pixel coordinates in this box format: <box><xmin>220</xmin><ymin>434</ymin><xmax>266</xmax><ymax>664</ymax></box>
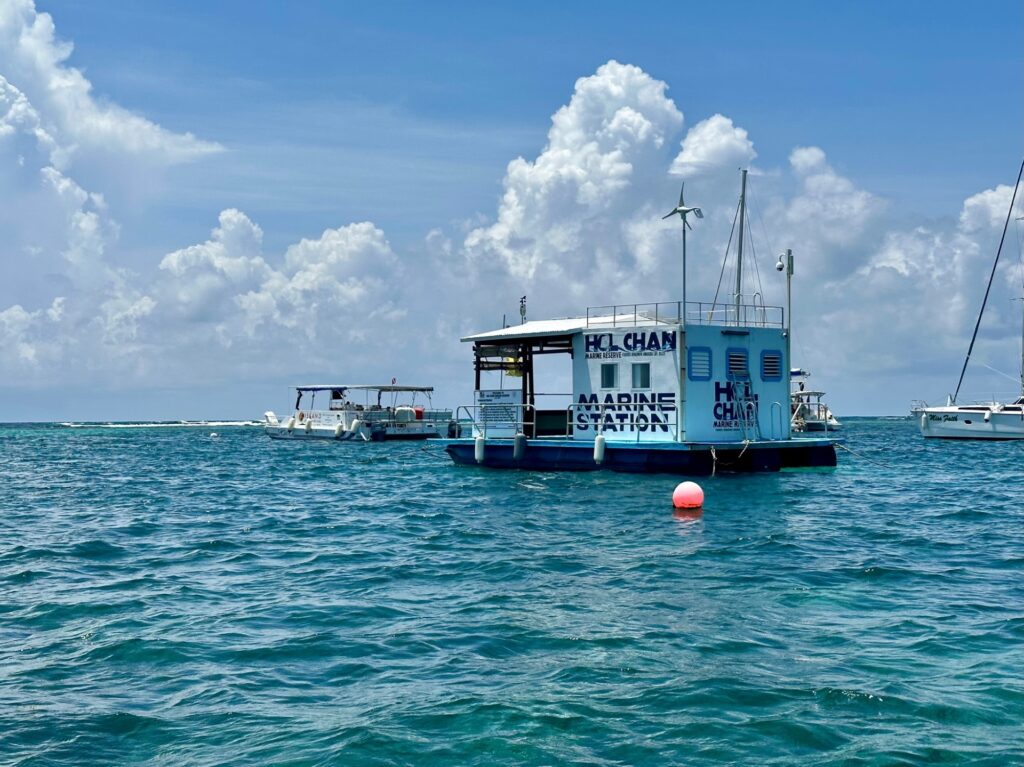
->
<box><xmin>294</xmin><ymin>384</ymin><xmax>433</xmax><ymax>392</ymax></box>
<box><xmin>461</xmin><ymin>313</ymin><xmax>678</xmax><ymax>343</ymax></box>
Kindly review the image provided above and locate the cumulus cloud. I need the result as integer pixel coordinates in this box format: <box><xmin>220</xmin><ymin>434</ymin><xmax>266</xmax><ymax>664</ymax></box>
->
<box><xmin>152</xmin><ymin>212</ymin><xmax>404</xmax><ymax>368</ymax></box>
<box><xmin>960</xmin><ymin>184</ymin><xmax>1024</xmax><ymax>233</ymax></box>
<box><xmin>462</xmin><ymin>60</ymin><xmax>683</xmax><ymax>299</ymax></box>
<box><xmin>670</xmin><ymin>114</ymin><xmax>756</xmax><ymax>178</ymax></box>
<box><xmin>2</xmin><ymin>29</ymin><xmax>1022</xmax><ymax>414</ymax></box>
<box><xmin>0</xmin><ymin>0</ymin><xmax>220</xmax><ymax>167</ymax></box>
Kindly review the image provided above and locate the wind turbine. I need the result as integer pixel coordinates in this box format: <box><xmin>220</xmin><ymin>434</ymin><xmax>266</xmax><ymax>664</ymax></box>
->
<box><xmin>662</xmin><ymin>183</ymin><xmax>703</xmax><ymax>322</ymax></box>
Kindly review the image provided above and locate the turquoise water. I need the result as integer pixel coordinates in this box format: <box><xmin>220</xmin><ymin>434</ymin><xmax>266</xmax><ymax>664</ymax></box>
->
<box><xmin>1</xmin><ymin>419</ymin><xmax>1022</xmax><ymax>765</ymax></box>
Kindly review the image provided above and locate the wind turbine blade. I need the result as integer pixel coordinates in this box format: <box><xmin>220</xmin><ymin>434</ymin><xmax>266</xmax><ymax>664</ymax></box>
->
<box><xmin>662</xmin><ymin>211</ymin><xmax>677</xmax><ymax>220</ymax></box>
<box><xmin>685</xmin><ymin>219</ymin><xmax>693</xmax><ymax>230</ymax></box>
<box><xmin>678</xmin><ymin>183</ymin><xmax>685</xmax><ymax>207</ymax></box>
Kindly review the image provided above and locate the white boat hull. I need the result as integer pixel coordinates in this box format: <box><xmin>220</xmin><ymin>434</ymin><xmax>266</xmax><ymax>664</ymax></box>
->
<box><xmin>263</xmin><ymin>408</ymin><xmax>453</xmax><ymax>442</ymax></box>
<box><xmin>917</xmin><ymin>406</ymin><xmax>1024</xmax><ymax>439</ymax></box>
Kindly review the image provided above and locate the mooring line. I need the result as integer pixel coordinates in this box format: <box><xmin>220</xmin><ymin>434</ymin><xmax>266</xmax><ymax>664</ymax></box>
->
<box><xmin>835</xmin><ymin>441</ymin><xmax>887</xmax><ymax>468</ymax></box>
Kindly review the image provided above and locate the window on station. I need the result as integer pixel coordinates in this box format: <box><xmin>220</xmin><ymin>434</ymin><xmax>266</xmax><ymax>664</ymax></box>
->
<box><xmin>761</xmin><ymin>350</ymin><xmax>782</xmax><ymax>381</ymax></box>
<box><xmin>726</xmin><ymin>348</ymin><xmax>749</xmax><ymax>381</ymax></box>
<box><xmin>600</xmin><ymin>363</ymin><xmax>618</xmax><ymax>389</ymax></box>
<box><xmin>688</xmin><ymin>347</ymin><xmax>712</xmax><ymax>381</ymax></box>
<box><xmin>632</xmin><ymin>362</ymin><xmax>651</xmax><ymax>389</ymax></box>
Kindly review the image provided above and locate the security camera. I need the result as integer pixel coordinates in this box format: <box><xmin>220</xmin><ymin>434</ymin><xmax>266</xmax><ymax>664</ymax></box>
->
<box><xmin>775</xmin><ymin>258</ymin><xmax>785</xmax><ymax>272</ymax></box>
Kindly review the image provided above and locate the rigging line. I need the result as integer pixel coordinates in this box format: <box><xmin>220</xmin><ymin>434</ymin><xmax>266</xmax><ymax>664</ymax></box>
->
<box><xmin>748</xmin><ymin>217</ymin><xmax>765</xmax><ymax>307</ymax></box>
<box><xmin>1016</xmin><ymin>216</ymin><xmax>1024</xmax><ymax>293</ymax></box>
<box><xmin>954</xmin><ymin>157</ymin><xmax>1024</xmax><ymax>403</ymax></box>
<box><xmin>710</xmin><ymin>196</ymin><xmax>742</xmax><ymax>317</ymax></box>
<box><xmin>979</xmin><ymin>362</ymin><xmax>1021</xmax><ymax>385</ymax></box>
<box><xmin>747</xmin><ymin>187</ymin><xmax>771</xmax><ymax>306</ymax></box>
<box><xmin>749</xmin><ymin>186</ymin><xmax>777</xmax><ymax>265</ymax></box>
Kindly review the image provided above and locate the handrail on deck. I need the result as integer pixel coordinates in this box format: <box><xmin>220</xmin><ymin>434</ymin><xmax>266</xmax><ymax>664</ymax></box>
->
<box><xmin>584</xmin><ymin>299</ymin><xmax>783</xmax><ymax>329</ymax></box>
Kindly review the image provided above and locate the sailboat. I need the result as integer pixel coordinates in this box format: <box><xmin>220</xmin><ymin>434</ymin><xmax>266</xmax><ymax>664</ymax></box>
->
<box><xmin>915</xmin><ymin>159</ymin><xmax>1024</xmax><ymax>439</ymax></box>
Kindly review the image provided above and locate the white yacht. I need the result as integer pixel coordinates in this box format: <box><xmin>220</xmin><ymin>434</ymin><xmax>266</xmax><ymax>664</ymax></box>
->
<box><xmin>914</xmin><ymin>395</ymin><xmax>1024</xmax><ymax>439</ymax></box>
<box><xmin>790</xmin><ymin>369</ymin><xmax>840</xmax><ymax>432</ymax></box>
<box><xmin>264</xmin><ymin>385</ymin><xmax>455</xmax><ymax>441</ymax></box>
<box><xmin>915</xmin><ymin>158</ymin><xmax>1024</xmax><ymax>440</ymax></box>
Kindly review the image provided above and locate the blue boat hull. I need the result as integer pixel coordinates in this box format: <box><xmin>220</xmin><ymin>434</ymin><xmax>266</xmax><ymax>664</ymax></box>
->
<box><xmin>442</xmin><ymin>438</ymin><xmax>836</xmax><ymax>475</ymax></box>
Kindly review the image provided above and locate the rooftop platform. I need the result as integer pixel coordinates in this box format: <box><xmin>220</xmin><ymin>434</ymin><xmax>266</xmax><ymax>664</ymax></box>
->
<box><xmin>462</xmin><ymin>300</ymin><xmax>784</xmax><ymax>344</ymax></box>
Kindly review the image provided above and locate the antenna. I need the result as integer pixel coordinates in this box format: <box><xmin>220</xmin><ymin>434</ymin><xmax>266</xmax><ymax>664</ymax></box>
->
<box><xmin>519</xmin><ymin>295</ymin><xmax>527</xmax><ymax>324</ymax></box>
<box><xmin>662</xmin><ymin>182</ymin><xmax>703</xmax><ymax>320</ymax></box>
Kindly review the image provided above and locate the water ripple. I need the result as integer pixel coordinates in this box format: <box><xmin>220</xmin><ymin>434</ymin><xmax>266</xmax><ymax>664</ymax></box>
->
<box><xmin>1</xmin><ymin>419</ymin><xmax>1022</xmax><ymax>764</ymax></box>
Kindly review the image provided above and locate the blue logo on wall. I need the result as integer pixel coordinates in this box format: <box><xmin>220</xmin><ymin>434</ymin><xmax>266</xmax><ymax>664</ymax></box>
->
<box><xmin>584</xmin><ymin>331</ymin><xmax>676</xmax><ymax>355</ymax></box>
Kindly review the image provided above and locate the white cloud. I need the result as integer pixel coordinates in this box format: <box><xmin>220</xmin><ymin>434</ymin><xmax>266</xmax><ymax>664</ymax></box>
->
<box><xmin>462</xmin><ymin>60</ymin><xmax>683</xmax><ymax>295</ymax></box>
<box><xmin>670</xmin><ymin>114</ymin><xmax>756</xmax><ymax>178</ymax></box>
<box><xmin>2</xmin><ymin>34</ymin><xmax>1023</xmax><ymax>415</ymax></box>
<box><xmin>960</xmin><ymin>184</ymin><xmax>1024</xmax><ymax>233</ymax></box>
<box><xmin>152</xmin><ymin>212</ymin><xmax>403</xmax><ymax>367</ymax></box>
<box><xmin>0</xmin><ymin>0</ymin><xmax>220</xmax><ymax>166</ymax></box>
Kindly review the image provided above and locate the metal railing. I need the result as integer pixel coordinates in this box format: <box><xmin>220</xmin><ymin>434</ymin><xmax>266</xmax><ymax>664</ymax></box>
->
<box><xmin>586</xmin><ymin>302</ymin><xmax>682</xmax><ymax>328</ymax></box>
<box><xmin>582</xmin><ymin>299</ymin><xmax>784</xmax><ymax>329</ymax></box>
<box><xmin>457</xmin><ymin>403</ymin><xmax>538</xmax><ymax>438</ymax></box>
<box><xmin>456</xmin><ymin>401</ymin><xmax>681</xmax><ymax>442</ymax></box>
<box><xmin>769</xmin><ymin>401</ymin><xmax>786</xmax><ymax>441</ymax></box>
<box><xmin>684</xmin><ymin>301</ymin><xmax>784</xmax><ymax>328</ymax></box>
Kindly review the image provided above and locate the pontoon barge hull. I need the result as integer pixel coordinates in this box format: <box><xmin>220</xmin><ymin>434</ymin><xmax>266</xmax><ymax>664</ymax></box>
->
<box><xmin>444</xmin><ymin>437</ymin><xmax>836</xmax><ymax>474</ymax></box>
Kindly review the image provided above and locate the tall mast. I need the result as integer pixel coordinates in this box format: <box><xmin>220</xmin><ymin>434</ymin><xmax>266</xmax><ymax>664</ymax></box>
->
<box><xmin>735</xmin><ymin>168</ymin><xmax>748</xmax><ymax>321</ymax></box>
<box><xmin>953</xmin><ymin>158</ymin><xmax>1024</xmax><ymax>402</ymax></box>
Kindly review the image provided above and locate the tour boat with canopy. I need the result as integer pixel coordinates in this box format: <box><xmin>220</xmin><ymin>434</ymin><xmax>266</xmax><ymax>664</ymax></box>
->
<box><xmin>442</xmin><ymin>171</ymin><xmax>837</xmax><ymax>474</ymax></box>
<box><xmin>790</xmin><ymin>369</ymin><xmax>841</xmax><ymax>432</ymax></box>
<box><xmin>264</xmin><ymin>385</ymin><xmax>455</xmax><ymax>441</ymax></box>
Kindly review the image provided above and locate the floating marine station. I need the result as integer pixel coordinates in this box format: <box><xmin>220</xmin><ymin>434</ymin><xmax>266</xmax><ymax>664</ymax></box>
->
<box><xmin>442</xmin><ymin>172</ymin><xmax>838</xmax><ymax>474</ymax></box>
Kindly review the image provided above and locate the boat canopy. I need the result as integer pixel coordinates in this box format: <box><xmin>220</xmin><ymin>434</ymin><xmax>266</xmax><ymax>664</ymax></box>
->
<box><xmin>293</xmin><ymin>384</ymin><xmax>434</xmax><ymax>393</ymax></box>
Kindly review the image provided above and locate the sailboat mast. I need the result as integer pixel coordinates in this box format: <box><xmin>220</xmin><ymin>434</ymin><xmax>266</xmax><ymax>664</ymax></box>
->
<box><xmin>953</xmin><ymin>158</ymin><xmax>1024</xmax><ymax>403</ymax></box>
<box><xmin>735</xmin><ymin>169</ymin><xmax>748</xmax><ymax>321</ymax></box>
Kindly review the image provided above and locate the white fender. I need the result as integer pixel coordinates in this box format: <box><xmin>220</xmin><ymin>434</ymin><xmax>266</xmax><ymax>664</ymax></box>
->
<box><xmin>334</xmin><ymin>422</ymin><xmax>346</xmax><ymax>438</ymax></box>
<box><xmin>474</xmin><ymin>435</ymin><xmax>486</xmax><ymax>464</ymax></box>
<box><xmin>349</xmin><ymin>419</ymin><xmax>366</xmax><ymax>441</ymax></box>
<box><xmin>918</xmin><ymin>412</ymin><xmax>927</xmax><ymax>431</ymax></box>
<box><xmin>304</xmin><ymin>418</ymin><xmax>313</xmax><ymax>433</ymax></box>
<box><xmin>594</xmin><ymin>434</ymin><xmax>607</xmax><ymax>465</ymax></box>
<box><xmin>984</xmin><ymin>410</ymin><xmax>991</xmax><ymax>422</ymax></box>
<box><xmin>286</xmin><ymin>416</ymin><xmax>296</xmax><ymax>432</ymax></box>
<box><xmin>513</xmin><ymin>433</ymin><xmax>527</xmax><ymax>461</ymax></box>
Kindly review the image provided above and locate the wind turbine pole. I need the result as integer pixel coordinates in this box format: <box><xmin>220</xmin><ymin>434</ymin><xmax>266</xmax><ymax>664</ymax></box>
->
<box><xmin>662</xmin><ymin>183</ymin><xmax>703</xmax><ymax>327</ymax></box>
<box><xmin>682</xmin><ymin>212</ymin><xmax>688</xmax><ymax>322</ymax></box>
<box><xmin>735</xmin><ymin>168</ymin><xmax>748</xmax><ymax>323</ymax></box>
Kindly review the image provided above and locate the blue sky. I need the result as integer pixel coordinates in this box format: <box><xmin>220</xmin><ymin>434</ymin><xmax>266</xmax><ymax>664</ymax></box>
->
<box><xmin>1</xmin><ymin>0</ymin><xmax>1022</xmax><ymax>419</ymax></box>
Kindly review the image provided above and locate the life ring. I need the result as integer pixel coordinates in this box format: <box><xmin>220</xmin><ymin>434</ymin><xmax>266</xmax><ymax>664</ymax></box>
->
<box><xmin>298</xmin><ymin>411</ymin><xmax>306</xmax><ymax>422</ymax></box>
